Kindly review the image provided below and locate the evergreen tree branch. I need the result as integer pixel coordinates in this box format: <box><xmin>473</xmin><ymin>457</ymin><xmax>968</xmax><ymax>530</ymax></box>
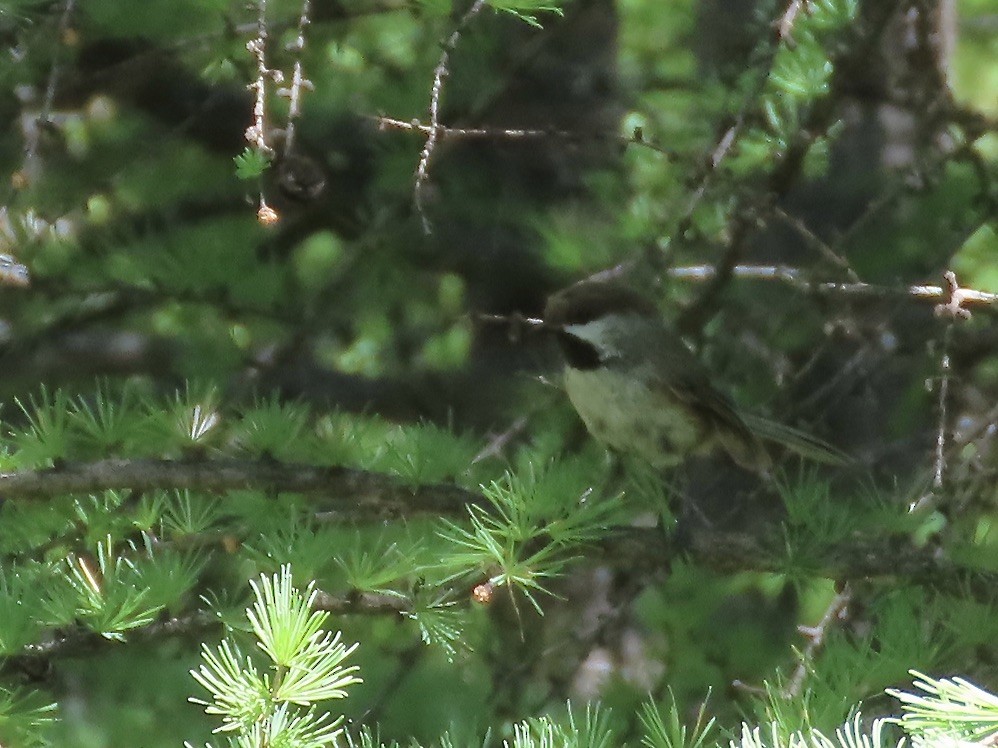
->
<box><xmin>3</xmin><ymin>610</ymin><xmax>219</xmax><ymax>681</ymax></box>
<box><xmin>612</xmin><ymin>525</ymin><xmax>998</xmax><ymax>603</ymax></box>
<box><xmin>413</xmin><ymin>0</ymin><xmax>489</xmax><ymax>234</ymax></box>
<box><xmin>3</xmin><ymin>591</ymin><xmax>409</xmax><ymax>677</ymax></box>
<box><xmin>677</xmin><ymin>0</ymin><xmax>910</xmax><ymax>335</ymax></box>
<box><xmin>312</xmin><ymin>590</ymin><xmax>412</xmax><ymax>615</ymax></box>
<box><xmin>0</xmin><ymin>458</ymin><xmax>478</xmax><ymax>515</ymax></box>
<box><xmin>4</xmin><ymin>459</ymin><xmax>995</xmax><ymax>597</ymax></box>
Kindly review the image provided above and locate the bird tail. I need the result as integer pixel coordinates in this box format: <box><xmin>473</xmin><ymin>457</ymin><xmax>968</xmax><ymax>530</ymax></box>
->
<box><xmin>741</xmin><ymin>414</ymin><xmax>851</xmax><ymax>466</ymax></box>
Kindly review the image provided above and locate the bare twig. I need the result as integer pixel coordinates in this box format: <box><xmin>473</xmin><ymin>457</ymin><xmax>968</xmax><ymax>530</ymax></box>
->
<box><xmin>775</xmin><ymin>0</ymin><xmax>808</xmax><ymax>47</ymax></box>
<box><xmin>830</xmin><ymin>184</ymin><xmax>905</xmax><ymax>255</ymax></box>
<box><xmin>277</xmin><ymin>0</ymin><xmax>314</xmax><ymax>155</ymax></box>
<box><xmin>19</xmin><ymin>0</ymin><xmax>77</xmax><ymax>185</ymax></box>
<box><xmin>933</xmin><ymin>269</ymin><xmax>977</xmax><ymax>321</ymax></box>
<box><xmin>473</xmin><ymin>310</ymin><xmax>548</xmax><ymax>342</ymax></box>
<box><xmin>677</xmin><ymin>0</ymin><xmax>908</xmax><ymax>334</ymax></box>
<box><xmin>0</xmin><ymin>457</ymin><xmax>479</xmax><ymax>516</ymax></box>
<box><xmin>785</xmin><ymin>583</ymin><xmax>852</xmax><ymax>697</ymax></box>
<box><xmin>379</xmin><ymin>115</ymin><xmax>558</xmax><ymax>140</ymax></box>
<box><xmin>16</xmin><ymin>610</ymin><xmax>218</xmax><ymax>663</ymax></box>
<box><xmin>932</xmin><ymin>324</ymin><xmax>953</xmax><ymax>492</ymax></box>
<box><xmin>670</xmin><ymin>0</ymin><xmax>814</xmax><ymax>253</ymax></box>
<box><xmin>376</xmin><ymin>115</ymin><xmax>677</xmax><ymax>159</ymax></box>
<box><xmin>771</xmin><ymin>206</ymin><xmax>860</xmax><ymax>282</ymax></box>
<box><xmin>359</xmin><ymin>643</ymin><xmax>423</xmax><ymax>722</ymax></box>
<box><xmin>245</xmin><ymin>0</ymin><xmax>285</xmax><ymax>225</ymax></box>
<box><xmin>244</xmin><ymin>0</ymin><xmax>281</xmax><ymax>157</ymax></box>
<box><xmin>667</xmin><ymin>265</ymin><xmax>998</xmax><ymax>311</ymax></box>
<box><xmin>671</xmin><ymin>122</ymin><xmax>741</xmax><ymax>250</ymax></box>
<box><xmin>7</xmin><ymin>505</ymin><xmax>998</xmax><ymax>672</ymax></box>
<box><xmin>927</xmin><ymin>271</ymin><xmax>973</xmax><ymax>493</ymax></box>
<box><xmin>413</xmin><ymin>0</ymin><xmax>488</xmax><ymax>234</ymax></box>
<box><xmin>472</xmin><ymin>416</ymin><xmax>529</xmax><ymax>464</ymax></box>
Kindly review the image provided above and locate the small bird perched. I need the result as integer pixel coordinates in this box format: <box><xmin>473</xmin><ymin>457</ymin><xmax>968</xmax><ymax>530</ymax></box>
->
<box><xmin>544</xmin><ymin>279</ymin><xmax>845</xmax><ymax>472</ymax></box>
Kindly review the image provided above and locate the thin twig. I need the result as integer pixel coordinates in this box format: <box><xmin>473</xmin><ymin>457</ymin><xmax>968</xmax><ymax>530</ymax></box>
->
<box><xmin>932</xmin><ymin>325</ymin><xmax>953</xmax><ymax>491</ymax></box>
<box><xmin>472</xmin><ymin>416</ymin><xmax>529</xmax><ymax>464</ymax></box>
<box><xmin>771</xmin><ymin>206</ymin><xmax>860</xmax><ymax>282</ymax></box>
<box><xmin>672</xmin><ymin>122</ymin><xmax>741</xmax><ymax>248</ymax></box>
<box><xmin>413</xmin><ymin>0</ymin><xmax>488</xmax><ymax>234</ymax></box>
<box><xmin>677</xmin><ymin>0</ymin><xmax>908</xmax><ymax>334</ymax></box>
<box><xmin>376</xmin><ymin>115</ymin><xmax>677</xmax><ymax>159</ymax></box>
<box><xmin>20</xmin><ymin>0</ymin><xmax>77</xmax><ymax>184</ymax></box>
<box><xmin>313</xmin><ymin>589</ymin><xmax>412</xmax><ymax>614</ymax></box>
<box><xmin>670</xmin><ymin>0</ymin><xmax>810</xmax><ymax>251</ymax></box>
<box><xmin>359</xmin><ymin>643</ymin><xmax>423</xmax><ymax>722</ymax></box>
<box><xmin>775</xmin><ymin>0</ymin><xmax>807</xmax><ymax>47</ymax></box>
<box><xmin>245</xmin><ymin>0</ymin><xmax>284</xmax><ymax>224</ymax></box>
<box><xmin>830</xmin><ymin>184</ymin><xmax>905</xmax><ymax>255</ymax></box>
<box><xmin>785</xmin><ymin>583</ymin><xmax>852</xmax><ymax>698</ymax></box>
<box><xmin>277</xmin><ymin>0</ymin><xmax>313</xmax><ymax>155</ymax></box>
<box><xmin>244</xmin><ymin>0</ymin><xmax>281</xmax><ymax>156</ymax></box>
<box><xmin>17</xmin><ymin>610</ymin><xmax>218</xmax><ymax>662</ymax></box>
<box><xmin>928</xmin><ymin>271</ymin><xmax>973</xmax><ymax>492</ymax></box>
<box><xmin>667</xmin><ymin>265</ymin><xmax>998</xmax><ymax>310</ymax></box>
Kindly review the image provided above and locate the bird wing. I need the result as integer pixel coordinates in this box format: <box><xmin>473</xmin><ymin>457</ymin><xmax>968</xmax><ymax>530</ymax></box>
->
<box><xmin>739</xmin><ymin>413</ymin><xmax>851</xmax><ymax>466</ymax></box>
<box><xmin>644</xmin><ymin>332</ymin><xmax>771</xmax><ymax>471</ymax></box>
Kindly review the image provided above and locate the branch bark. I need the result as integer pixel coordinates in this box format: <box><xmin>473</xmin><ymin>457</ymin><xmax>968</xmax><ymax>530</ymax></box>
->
<box><xmin>0</xmin><ymin>458</ymin><xmax>479</xmax><ymax>516</ymax></box>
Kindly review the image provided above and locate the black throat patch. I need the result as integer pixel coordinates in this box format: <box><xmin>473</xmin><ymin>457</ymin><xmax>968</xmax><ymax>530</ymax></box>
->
<box><xmin>556</xmin><ymin>330</ymin><xmax>602</xmax><ymax>371</ymax></box>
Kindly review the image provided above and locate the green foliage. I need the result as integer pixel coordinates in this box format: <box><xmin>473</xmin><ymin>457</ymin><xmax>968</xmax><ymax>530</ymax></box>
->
<box><xmin>730</xmin><ymin>713</ymin><xmax>897</xmax><ymax>748</ymax></box>
<box><xmin>1</xmin><ymin>0</ymin><xmax>996</xmax><ymax>744</ymax></box>
<box><xmin>434</xmin><ymin>470</ymin><xmax>624</xmax><ymax>612</ymax></box>
<box><xmin>188</xmin><ymin>565</ymin><xmax>361</xmax><ymax>746</ymax></box>
<box><xmin>638</xmin><ymin>690</ymin><xmax>715</xmax><ymax>748</ymax></box>
<box><xmin>0</xmin><ymin>686</ymin><xmax>58</xmax><ymax>748</ymax></box>
<box><xmin>732</xmin><ymin>0</ymin><xmax>858</xmax><ymax>175</ymax></box>
<box><xmin>888</xmin><ymin>671</ymin><xmax>998</xmax><ymax>743</ymax></box>
<box><xmin>43</xmin><ymin>535</ymin><xmax>169</xmax><ymax>640</ymax></box>
<box><xmin>477</xmin><ymin>703</ymin><xmax>617</xmax><ymax>748</ymax></box>
<box><xmin>11</xmin><ymin>387</ymin><xmax>72</xmax><ymax>468</ymax></box>
<box><xmin>487</xmin><ymin>0</ymin><xmax>565</xmax><ymax>29</ymax></box>
<box><xmin>0</xmin><ymin>568</ymin><xmax>45</xmax><ymax>656</ymax></box>
<box><xmin>233</xmin><ymin>148</ymin><xmax>272</xmax><ymax>181</ymax></box>
<box><xmin>403</xmin><ymin>597</ymin><xmax>470</xmax><ymax>662</ymax></box>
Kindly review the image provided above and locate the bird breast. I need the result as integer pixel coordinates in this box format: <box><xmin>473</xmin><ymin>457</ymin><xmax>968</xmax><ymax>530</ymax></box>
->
<box><xmin>562</xmin><ymin>365</ymin><xmax>705</xmax><ymax>468</ymax></box>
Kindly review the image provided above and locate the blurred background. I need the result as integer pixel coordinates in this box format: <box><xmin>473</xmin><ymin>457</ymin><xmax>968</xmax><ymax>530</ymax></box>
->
<box><xmin>0</xmin><ymin>0</ymin><xmax>995</xmax><ymax>745</ymax></box>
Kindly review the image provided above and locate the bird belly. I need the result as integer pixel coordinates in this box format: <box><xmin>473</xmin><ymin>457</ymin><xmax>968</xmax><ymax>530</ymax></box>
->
<box><xmin>563</xmin><ymin>367</ymin><xmax>704</xmax><ymax>468</ymax></box>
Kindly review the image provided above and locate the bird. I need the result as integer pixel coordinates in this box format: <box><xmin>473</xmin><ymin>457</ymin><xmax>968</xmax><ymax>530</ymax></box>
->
<box><xmin>544</xmin><ymin>279</ymin><xmax>846</xmax><ymax>472</ymax></box>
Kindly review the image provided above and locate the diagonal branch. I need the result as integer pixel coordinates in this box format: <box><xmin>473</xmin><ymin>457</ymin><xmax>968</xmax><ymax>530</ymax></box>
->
<box><xmin>677</xmin><ymin>0</ymin><xmax>909</xmax><ymax>335</ymax></box>
<box><xmin>413</xmin><ymin>0</ymin><xmax>489</xmax><ymax>234</ymax></box>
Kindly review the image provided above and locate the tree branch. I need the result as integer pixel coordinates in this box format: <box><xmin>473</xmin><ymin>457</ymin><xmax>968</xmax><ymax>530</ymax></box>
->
<box><xmin>677</xmin><ymin>0</ymin><xmax>909</xmax><ymax>335</ymax></box>
<box><xmin>0</xmin><ymin>458</ymin><xmax>479</xmax><ymax>516</ymax></box>
<box><xmin>609</xmin><ymin>525</ymin><xmax>998</xmax><ymax>604</ymax></box>
<box><xmin>667</xmin><ymin>265</ymin><xmax>998</xmax><ymax>313</ymax></box>
<box><xmin>3</xmin><ymin>590</ymin><xmax>413</xmax><ymax>677</ymax></box>
<box><xmin>5</xmin><ymin>508</ymin><xmax>996</xmax><ymax>674</ymax></box>
<box><xmin>413</xmin><ymin>0</ymin><xmax>488</xmax><ymax>234</ymax></box>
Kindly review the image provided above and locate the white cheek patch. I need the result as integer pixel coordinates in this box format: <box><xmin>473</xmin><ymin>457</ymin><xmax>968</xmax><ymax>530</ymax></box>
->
<box><xmin>563</xmin><ymin>317</ymin><xmax>624</xmax><ymax>355</ymax></box>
